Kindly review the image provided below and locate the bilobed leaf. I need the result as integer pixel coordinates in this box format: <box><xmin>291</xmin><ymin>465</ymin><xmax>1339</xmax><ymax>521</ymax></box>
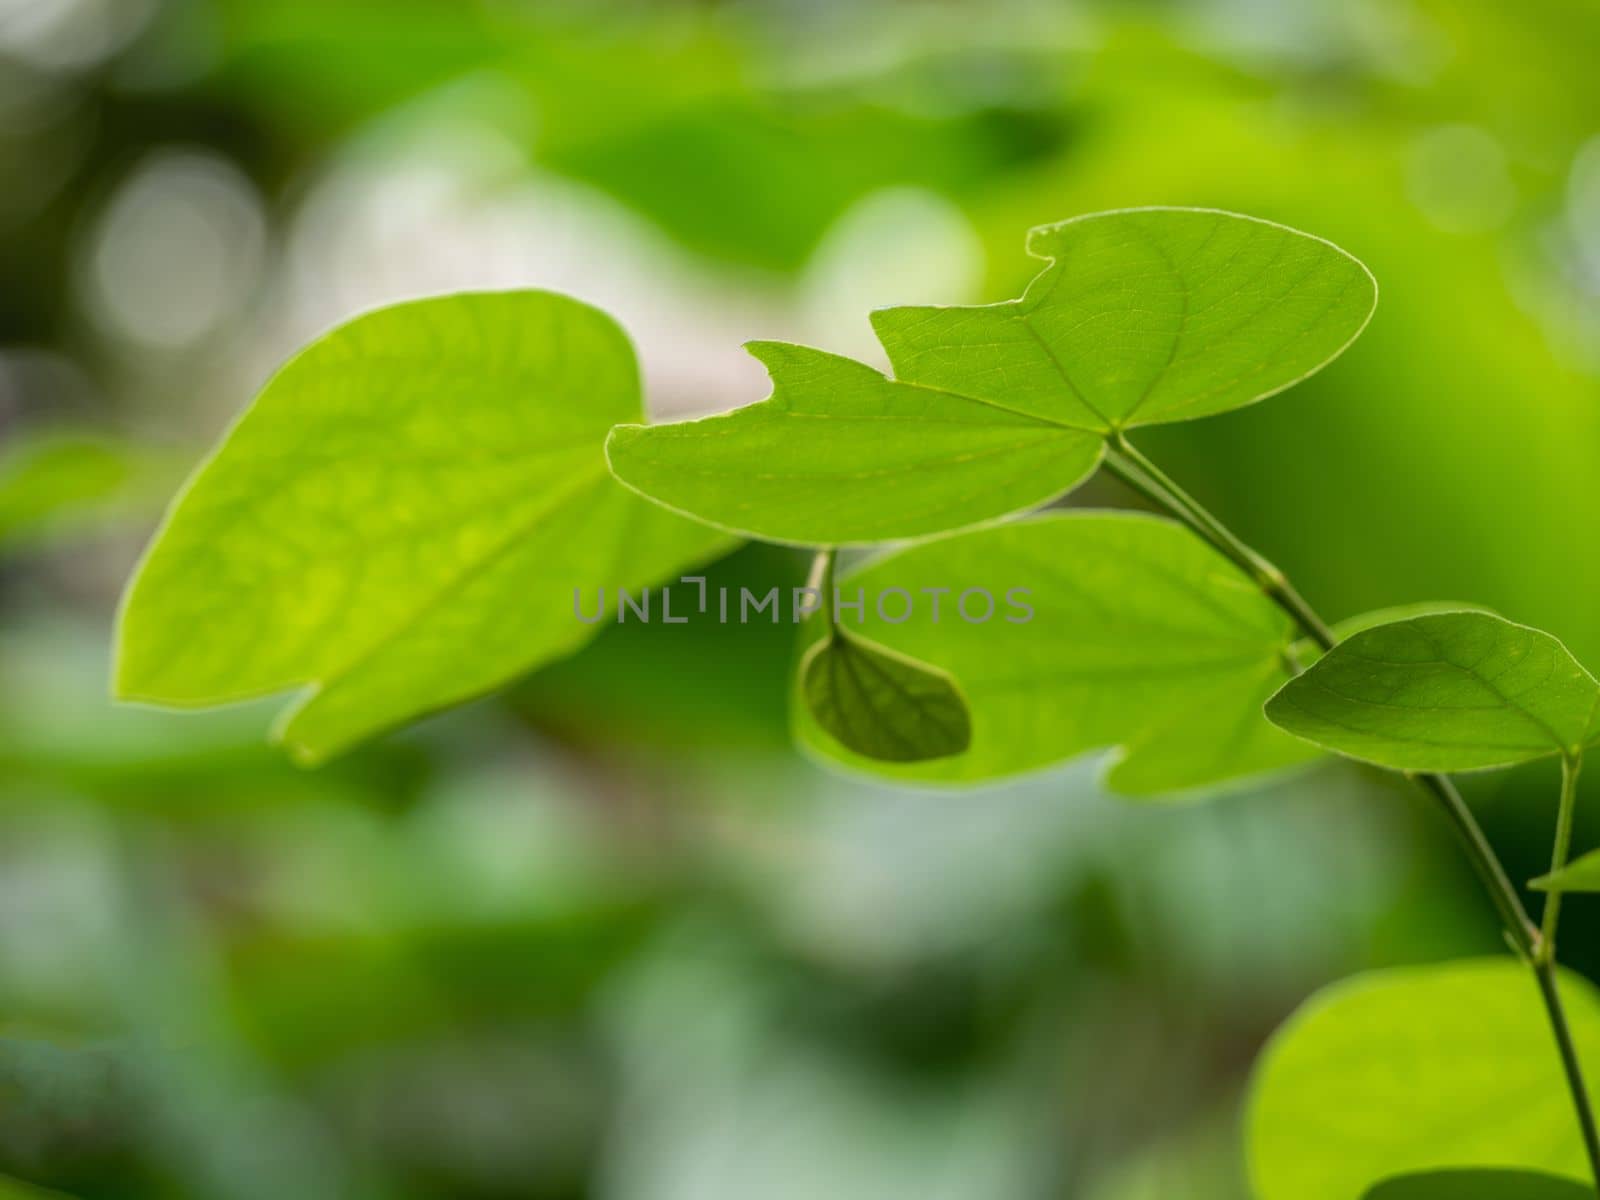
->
<box><xmin>793</xmin><ymin>511</ymin><xmax>1320</xmax><ymax>796</ymax></box>
<box><xmin>607</xmin><ymin>208</ymin><xmax>1375</xmax><ymax>545</ymax></box>
<box><xmin>1363</xmin><ymin>1170</ymin><xmax>1593</xmax><ymax>1200</ymax></box>
<box><xmin>1265</xmin><ymin>611</ymin><xmax>1600</xmax><ymax>772</ymax></box>
<box><xmin>801</xmin><ymin>631</ymin><xmax>971</xmax><ymax>763</ymax></box>
<box><xmin>115</xmin><ymin>292</ymin><xmax>735</xmax><ymax>764</ymax></box>
<box><xmin>1533</xmin><ymin>847</ymin><xmax>1600</xmax><ymax>893</ymax></box>
<box><xmin>875</xmin><ymin>206</ymin><xmax>1376</xmax><ymax>430</ymax></box>
<box><xmin>1248</xmin><ymin>959</ymin><xmax>1600</xmax><ymax>1200</ymax></box>
<box><xmin>606</xmin><ymin>341</ymin><xmax>1104</xmax><ymax>545</ymax></box>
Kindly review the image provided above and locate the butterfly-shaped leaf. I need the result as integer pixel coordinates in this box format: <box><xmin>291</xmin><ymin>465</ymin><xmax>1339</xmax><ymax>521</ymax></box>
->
<box><xmin>1265</xmin><ymin>611</ymin><xmax>1600</xmax><ymax>772</ymax></box>
<box><xmin>1363</xmin><ymin>1171</ymin><xmax>1593</xmax><ymax>1200</ymax></box>
<box><xmin>608</xmin><ymin>207</ymin><xmax>1376</xmax><ymax>545</ymax></box>
<box><xmin>115</xmin><ymin>292</ymin><xmax>736</xmax><ymax>764</ymax></box>
<box><xmin>794</xmin><ymin>510</ymin><xmax>1320</xmax><ymax>796</ymax></box>
<box><xmin>801</xmin><ymin>631</ymin><xmax>971</xmax><ymax>763</ymax></box>
<box><xmin>1250</xmin><ymin>959</ymin><xmax>1600</xmax><ymax>1200</ymax></box>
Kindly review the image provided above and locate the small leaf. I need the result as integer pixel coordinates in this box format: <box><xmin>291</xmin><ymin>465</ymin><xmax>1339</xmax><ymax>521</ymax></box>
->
<box><xmin>1363</xmin><ymin>1170</ymin><xmax>1593</xmax><ymax>1200</ymax></box>
<box><xmin>608</xmin><ymin>207</ymin><xmax>1375</xmax><ymax>546</ymax></box>
<box><xmin>793</xmin><ymin>511</ymin><xmax>1318</xmax><ymax>795</ymax></box>
<box><xmin>1533</xmin><ymin>847</ymin><xmax>1600</xmax><ymax>893</ymax></box>
<box><xmin>801</xmin><ymin>632</ymin><xmax>971</xmax><ymax>763</ymax></box>
<box><xmin>115</xmin><ymin>292</ymin><xmax>736</xmax><ymax>764</ymax></box>
<box><xmin>1248</xmin><ymin>958</ymin><xmax>1600</xmax><ymax>1200</ymax></box>
<box><xmin>1265</xmin><ymin>611</ymin><xmax>1600</xmax><ymax>772</ymax></box>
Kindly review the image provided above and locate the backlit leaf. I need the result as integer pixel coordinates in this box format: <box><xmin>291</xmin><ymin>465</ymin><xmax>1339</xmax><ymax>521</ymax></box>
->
<box><xmin>801</xmin><ymin>631</ymin><xmax>971</xmax><ymax>763</ymax></box>
<box><xmin>607</xmin><ymin>208</ymin><xmax>1375</xmax><ymax>545</ymax></box>
<box><xmin>115</xmin><ymin>292</ymin><xmax>735</xmax><ymax>764</ymax></box>
<box><xmin>793</xmin><ymin>511</ymin><xmax>1319</xmax><ymax>795</ymax></box>
<box><xmin>1249</xmin><ymin>959</ymin><xmax>1600</xmax><ymax>1200</ymax></box>
<box><xmin>606</xmin><ymin>340</ymin><xmax>1104</xmax><ymax>545</ymax></box>
<box><xmin>875</xmin><ymin>206</ymin><xmax>1376</xmax><ymax>430</ymax></box>
<box><xmin>1265</xmin><ymin>611</ymin><xmax>1600</xmax><ymax>772</ymax></box>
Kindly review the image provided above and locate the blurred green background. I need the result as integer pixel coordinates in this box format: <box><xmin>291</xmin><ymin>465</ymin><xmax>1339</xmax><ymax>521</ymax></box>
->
<box><xmin>2</xmin><ymin>0</ymin><xmax>1598</xmax><ymax>1196</ymax></box>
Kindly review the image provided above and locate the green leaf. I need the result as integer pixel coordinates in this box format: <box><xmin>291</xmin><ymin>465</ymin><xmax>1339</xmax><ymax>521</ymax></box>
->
<box><xmin>1532</xmin><ymin>847</ymin><xmax>1600</xmax><ymax>893</ymax></box>
<box><xmin>1363</xmin><ymin>1170</ymin><xmax>1593</xmax><ymax>1200</ymax></box>
<box><xmin>115</xmin><ymin>292</ymin><xmax>736</xmax><ymax>765</ymax></box>
<box><xmin>793</xmin><ymin>511</ymin><xmax>1320</xmax><ymax>795</ymax></box>
<box><xmin>801</xmin><ymin>631</ymin><xmax>971</xmax><ymax>763</ymax></box>
<box><xmin>1265</xmin><ymin>611</ymin><xmax>1600</xmax><ymax>772</ymax></box>
<box><xmin>606</xmin><ymin>341</ymin><xmax>1105</xmax><ymax>545</ymax></box>
<box><xmin>0</xmin><ymin>432</ymin><xmax>180</xmax><ymax>552</ymax></box>
<box><xmin>876</xmin><ymin>206</ymin><xmax>1376</xmax><ymax>430</ymax></box>
<box><xmin>1248</xmin><ymin>959</ymin><xmax>1600</xmax><ymax>1200</ymax></box>
<box><xmin>607</xmin><ymin>207</ymin><xmax>1375</xmax><ymax>545</ymax></box>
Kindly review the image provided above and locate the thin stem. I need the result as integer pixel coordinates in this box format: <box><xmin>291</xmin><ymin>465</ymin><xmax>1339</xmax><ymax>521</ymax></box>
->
<box><xmin>1539</xmin><ymin>960</ymin><xmax>1600</xmax><ymax>1177</ymax></box>
<box><xmin>1107</xmin><ymin>431</ymin><xmax>1599</xmax><ymax>1187</ymax></box>
<box><xmin>1106</xmin><ymin>434</ymin><xmax>1336</xmax><ymax>651</ymax></box>
<box><xmin>809</xmin><ymin>548</ymin><xmax>838</xmax><ymax>638</ymax></box>
<box><xmin>1542</xmin><ymin>755</ymin><xmax>1584</xmax><ymax>962</ymax></box>
<box><xmin>1411</xmin><ymin>772</ymin><xmax>1536</xmax><ymax>959</ymax></box>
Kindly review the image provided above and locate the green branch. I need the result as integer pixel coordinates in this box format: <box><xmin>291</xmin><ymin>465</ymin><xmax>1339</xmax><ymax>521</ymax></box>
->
<box><xmin>1543</xmin><ymin>754</ymin><xmax>1584</xmax><ymax>962</ymax></box>
<box><xmin>1104</xmin><ymin>433</ymin><xmax>1600</xmax><ymax>1190</ymax></box>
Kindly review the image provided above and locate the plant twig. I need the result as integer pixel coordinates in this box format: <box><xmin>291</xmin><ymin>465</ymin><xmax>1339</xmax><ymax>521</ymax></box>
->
<box><xmin>809</xmin><ymin>547</ymin><xmax>838</xmax><ymax>638</ymax></box>
<box><xmin>1543</xmin><ymin>754</ymin><xmax>1583</xmax><ymax>961</ymax></box>
<box><xmin>1538</xmin><ymin>959</ymin><xmax>1600</xmax><ymax>1177</ymax></box>
<box><xmin>1103</xmin><ymin>432</ymin><xmax>1600</xmax><ymax>1189</ymax></box>
<box><xmin>1105</xmin><ymin>434</ymin><xmax>1337</xmax><ymax>651</ymax></box>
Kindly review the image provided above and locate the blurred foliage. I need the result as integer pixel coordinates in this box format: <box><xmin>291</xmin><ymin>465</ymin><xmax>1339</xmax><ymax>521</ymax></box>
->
<box><xmin>2</xmin><ymin>0</ymin><xmax>1598</xmax><ymax>1196</ymax></box>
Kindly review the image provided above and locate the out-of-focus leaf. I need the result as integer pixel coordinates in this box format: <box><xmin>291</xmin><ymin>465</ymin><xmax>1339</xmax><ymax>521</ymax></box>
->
<box><xmin>801</xmin><ymin>631</ymin><xmax>971</xmax><ymax>762</ymax></box>
<box><xmin>793</xmin><ymin>511</ymin><xmax>1319</xmax><ymax>795</ymax></box>
<box><xmin>1266</xmin><ymin>611</ymin><xmax>1600</xmax><ymax>771</ymax></box>
<box><xmin>608</xmin><ymin>208</ymin><xmax>1374</xmax><ymax>545</ymax></box>
<box><xmin>0</xmin><ymin>1175</ymin><xmax>78</xmax><ymax>1198</ymax></box>
<box><xmin>0</xmin><ymin>435</ymin><xmax>178</xmax><ymax>551</ymax></box>
<box><xmin>114</xmin><ymin>292</ymin><xmax>735</xmax><ymax>765</ymax></box>
<box><xmin>1363</xmin><ymin>1170</ymin><xmax>1592</xmax><ymax>1199</ymax></box>
<box><xmin>1533</xmin><ymin>847</ymin><xmax>1600</xmax><ymax>893</ymax></box>
<box><xmin>1249</xmin><ymin>959</ymin><xmax>1600</xmax><ymax>1200</ymax></box>
<box><xmin>509</xmin><ymin>545</ymin><xmax>799</xmax><ymax>754</ymax></box>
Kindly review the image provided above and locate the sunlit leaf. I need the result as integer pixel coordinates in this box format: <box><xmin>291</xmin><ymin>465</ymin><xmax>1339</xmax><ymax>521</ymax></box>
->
<box><xmin>1533</xmin><ymin>848</ymin><xmax>1600</xmax><ymax>893</ymax></box>
<box><xmin>876</xmin><ymin>206</ymin><xmax>1376</xmax><ymax>430</ymax></box>
<box><xmin>794</xmin><ymin>511</ymin><xmax>1319</xmax><ymax>795</ymax></box>
<box><xmin>607</xmin><ymin>208</ymin><xmax>1375</xmax><ymax>544</ymax></box>
<box><xmin>606</xmin><ymin>340</ymin><xmax>1104</xmax><ymax>545</ymax></box>
<box><xmin>801</xmin><ymin>631</ymin><xmax>971</xmax><ymax>762</ymax></box>
<box><xmin>115</xmin><ymin>292</ymin><xmax>735</xmax><ymax>764</ymax></box>
<box><xmin>1249</xmin><ymin>959</ymin><xmax>1600</xmax><ymax>1200</ymax></box>
<box><xmin>1265</xmin><ymin>611</ymin><xmax>1600</xmax><ymax>771</ymax></box>
<box><xmin>1363</xmin><ymin>1170</ymin><xmax>1592</xmax><ymax>1199</ymax></box>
